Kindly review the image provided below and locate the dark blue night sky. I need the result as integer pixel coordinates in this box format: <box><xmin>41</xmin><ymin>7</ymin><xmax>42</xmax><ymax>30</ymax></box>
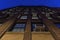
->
<box><xmin>0</xmin><ymin>0</ymin><xmax>60</xmax><ymax>10</ymax></box>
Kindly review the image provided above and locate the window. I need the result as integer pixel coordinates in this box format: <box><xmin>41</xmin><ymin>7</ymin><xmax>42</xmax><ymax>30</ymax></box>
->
<box><xmin>31</xmin><ymin>24</ymin><xmax>48</xmax><ymax>32</ymax></box>
<box><xmin>46</xmin><ymin>13</ymin><xmax>52</xmax><ymax>19</ymax></box>
<box><xmin>9</xmin><ymin>24</ymin><xmax>25</xmax><ymax>32</ymax></box>
<box><xmin>49</xmin><ymin>12</ymin><xmax>54</xmax><ymax>14</ymax></box>
<box><xmin>46</xmin><ymin>13</ymin><xmax>50</xmax><ymax>17</ymax></box>
<box><xmin>32</xmin><ymin>12</ymin><xmax>37</xmax><ymax>16</ymax></box>
<box><xmin>20</xmin><ymin>16</ymin><xmax>27</xmax><ymax>19</ymax></box>
<box><xmin>42</xmin><ymin>12</ymin><xmax>45</xmax><ymax>14</ymax></box>
<box><xmin>24</xmin><ymin>9</ymin><xmax>29</xmax><ymax>12</ymax></box>
<box><xmin>24</xmin><ymin>12</ymin><xmax>28</xmax><ymax>14</ymax></box>
<box><xmin>32</xmin><ymin>13</ymin><xmax>38</xmax><ymax>19</ymax></box>
<box><xmin>57</xmin><ymin>16</ymin><xmax>60</xmax><ymax>18</ymax></box>
<box><xmin>2</xmin><ymin>10</ymin><xmax>7</xmax><ymax>14</ymax></box>
<box><xmin>31</xmin><ymin>24</ymin><xmax>36</xmax><ymax>32</ymax></box>
<box><xmin>17</xmin><ymin>15</ymin><xmax>20</xmax><ymax>19</ymax></box>
<box><xmin>32</xmin><ymin>16</ymin><xmax>38</xmax><ymax>19</ymax></box>
<box><xmin>55</xmin><ymin>23</ymin><xmax>60</xmax><ymax>28</ymax></box>
<box><xmin>48</xmin><ymin>16</ymin><xmax>52</xmax><ymax>19</ymax></box>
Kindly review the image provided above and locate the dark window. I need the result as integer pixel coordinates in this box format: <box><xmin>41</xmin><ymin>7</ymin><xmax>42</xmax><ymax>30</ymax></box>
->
<box><xmin>55</xmin><ymin>23</ymin><xmax>60</xmax><ymax>28</ymax></box>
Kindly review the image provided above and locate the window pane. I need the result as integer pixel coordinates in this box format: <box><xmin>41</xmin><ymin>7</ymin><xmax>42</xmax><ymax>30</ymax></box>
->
<box><xmin>55</xmin><ymin>23</ymin><xmax>60</xmax><ymax>28</ymax></box>
<box><xmin>14</xmin><ymin>24</ymin><xmax>25</xmax><ymax>28</ymax></box>
<box><xmin>24</xmin><ymin>12</ymin><xmax>28</xmax><ymax>14</ymax></box>
<box><xmin>32</xmin><ymin>16</ymin><xmax>38</xmax><ymax>19</ymax></box>
<box><xmin>32</xmin><ymin>24</ymin><xmax>48</xmax><ymax>32</ymax></box>
<box><xmin>31</xmin><ymin>24</ymin><xmax>36</xmax><ymax>31</ymax></box>
<box><xmin>9</xmin><ymin>24</ymin><xmax>25</xmax><ymax>32</ymax></box>
<box><xmin>20</xmin><ymin>16</ymin><xmax>27</xmax><ymax>19</ymax></box>
<box><xmin>32</xmin><ymin>13</ymin><xmax>37</xmax><ymax>16</ymax></box>
<box><xmin>48</xmin><ymin>16</ymin><xmax>52</xmax><ymax>19</ymax></box>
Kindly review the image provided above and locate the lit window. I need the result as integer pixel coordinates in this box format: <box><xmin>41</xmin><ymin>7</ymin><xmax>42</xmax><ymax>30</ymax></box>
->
<box><xmin>49</xmin><ymin>12</ymin><xmax>54</xmax><ymax>14</ymax></box>
<box><xmin>32</xmin><ymin>12</ymin><xmax>38</xmax><ymax>19</ymax></box>
<box><xmin>46</xmin><ymin>13</ymin><xmax>52</xmax><ymax>19</ymax></box>
<box><xmin>20</xmin><ymin>16</ymin><xmax>27</xmax><ymax>19</ymax></box>
<box><xmin>32</xmin><ymin>12</ymin><xmax>37</xmax><ymax>16</ymax></box>
<box><xmin>32</xmin><ymin>16</ymin><xmax>38</xmax><ymax>19</ymax></box>
<box><xmin>48</xmin><ymin>16</ymin><xmax>52</xmax><ymax>19</ymax></box>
